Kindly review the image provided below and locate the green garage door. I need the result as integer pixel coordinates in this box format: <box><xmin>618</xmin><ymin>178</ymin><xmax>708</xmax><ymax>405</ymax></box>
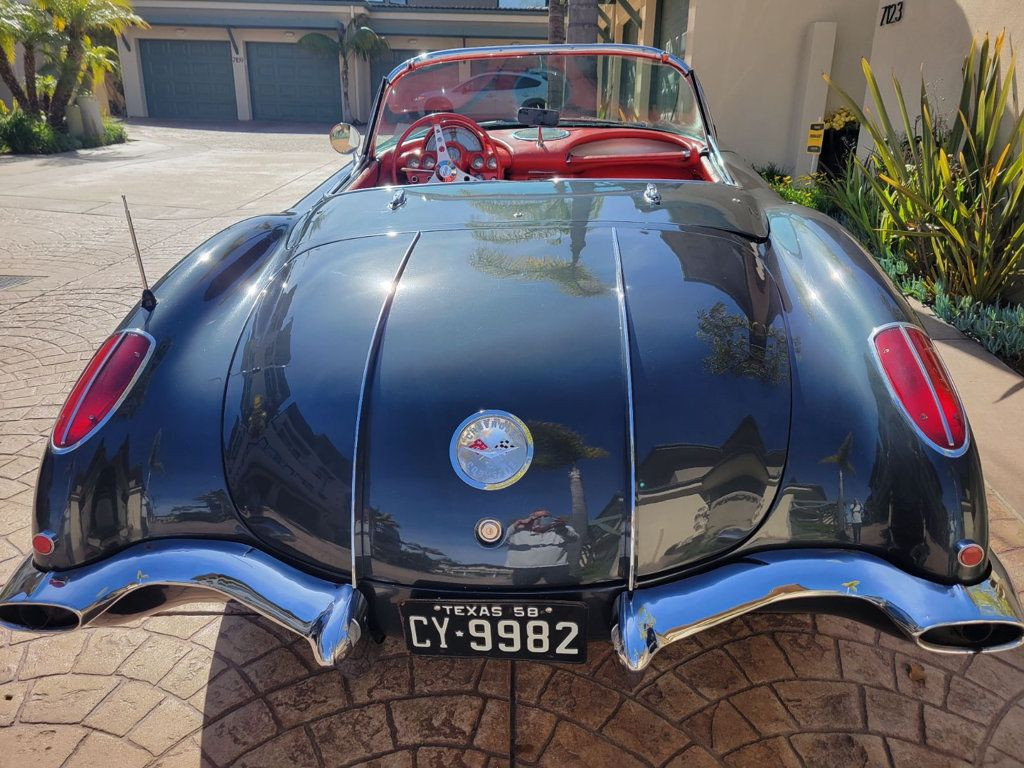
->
<box><xmin>140</xmin><ymin>39</ymin><xmax>237</xmax><ymax>120</ymax></box>
<box><xmin>247</xmin><ymin>42</ymin><xmax>342</xmax><ymax>123</ymax></box>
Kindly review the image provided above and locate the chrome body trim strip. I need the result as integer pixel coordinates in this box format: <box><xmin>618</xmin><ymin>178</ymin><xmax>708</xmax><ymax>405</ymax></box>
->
<box><xmin>611</xmin><ymin>228</ymin><xmax>640</xmax><ymax>592</ymax></box>
<box><xmin>612</xmin><ymin>548</ymin><xmax>1024</xmax><ymax>672</ymax></box>
<box><xmin>350</xmin><ymin>232</ymin><xmax>421</xmax><ymax>586</ymax></box>
<box><xmin>0</xmin><ymin>539</ymin><xmax>366</xmax><ymax>667</ymax></box>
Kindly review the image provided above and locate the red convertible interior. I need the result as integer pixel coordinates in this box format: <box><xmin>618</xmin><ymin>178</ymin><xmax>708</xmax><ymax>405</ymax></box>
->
<box><xmin>348</xmin><ymin>123</ymin><xmax>720</xmax><ymax>191</ymax></box>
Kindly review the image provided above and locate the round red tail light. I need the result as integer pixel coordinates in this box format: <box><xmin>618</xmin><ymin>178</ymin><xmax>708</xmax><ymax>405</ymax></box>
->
<box><xmin>32</xmin><ymin>532</ymin><xmax>57</xmax><ymax>556</ymax></box>
<box><xmin>956</xmin><ymin>541</ymin><xmax>985</xmax><ymax>568</ymax></box>
<box><xmin>52</xmin><ymin>330</ymin><xmax>154</xmax><ymax>451</ymax></box>
<box><xmin>871</xmin><ymin>324</ymin><xmax>968</xmax><ymax>455</ymax></box>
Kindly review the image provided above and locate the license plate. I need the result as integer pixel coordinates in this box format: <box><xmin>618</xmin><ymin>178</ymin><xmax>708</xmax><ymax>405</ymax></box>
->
<box><xmin>399</xmin><ymin>600</ymin><xmax>588</xmax><ymax>662</ymax></box>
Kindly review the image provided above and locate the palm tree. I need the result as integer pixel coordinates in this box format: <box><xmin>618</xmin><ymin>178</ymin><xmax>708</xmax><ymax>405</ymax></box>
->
<box><xmin>548</xmin><ymin>0</ymin><xmax>565</xmax><ymax>44</ymax></box>
<box><xmin>566</xmin><ymin>0</ymin><xmax>598</xmax><ymax>44</ymax></box>
<box><xmin>470</xmin><ymin>248</ymin><xmax>606</xmax><ymax>298</ymax></box>
<box><xmin>0</xmin><ymin>0</ymin><xmax>32</xmax><ymax>108</ymax></box>
<box><xmin>466</xmin><ymin>191</ymin><xmax>608</xmax><ymax>297</ymax></box>
<box><xmin>820</xmin><ymin>432</ymin><xmax>855</xmax><ymax>535</ymax></box>
<box><xmin>38</xmin><ymin>0</ymin><xmax>144</xmax><ymax>128</ymax></box>
<box><xmin>299</xmin><ymin>14</ymin><xmax>388</xmax><ymax>124</ymax></box>
<box><xmin>78</xmin><ymin>40</ymin><xmax>117</xmax><ymax>94</ymax></box>
<box><xmin>528</xmin><ymin>420</ymin><xmax>607</xmax><ymax>572</ymax></box>
<box><xmin>16</xmin><ymin>3</ymin><xmax>61</xmax><ymax>114</ymax></box>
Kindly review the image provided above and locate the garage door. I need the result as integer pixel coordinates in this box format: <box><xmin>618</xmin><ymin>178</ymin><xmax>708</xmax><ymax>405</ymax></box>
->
<box><xmin>247</xmin><ymin>42</ymin><xmax>342</xmax><ymax>123</ymax></box>
<box><xmin>140</xmin><ymin>39</ymin><xmax>237</xmax><ymax>120</ymax></box>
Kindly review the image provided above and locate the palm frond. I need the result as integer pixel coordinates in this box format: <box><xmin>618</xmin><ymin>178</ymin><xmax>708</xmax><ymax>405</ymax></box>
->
<box><xmin>297</xmin><ymin>32</ymin><xmax>340</xmax><ymax>59</ymax></box>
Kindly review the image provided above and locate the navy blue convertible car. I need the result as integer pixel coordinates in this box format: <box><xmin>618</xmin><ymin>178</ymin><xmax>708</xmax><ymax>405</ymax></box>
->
<box><xmin>2</xmin><ymin>44</ymin><xmax>1021</xmax><ymax>672</ymax></box>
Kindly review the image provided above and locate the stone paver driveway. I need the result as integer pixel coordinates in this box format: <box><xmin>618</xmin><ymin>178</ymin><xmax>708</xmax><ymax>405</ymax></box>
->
<box><xmin>2</xmin><ymin>122</ymin><xmax>1024</xmax><ymax>768</ymax></box>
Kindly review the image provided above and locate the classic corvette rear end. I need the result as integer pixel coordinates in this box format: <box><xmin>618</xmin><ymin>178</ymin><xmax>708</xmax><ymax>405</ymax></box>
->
<box><xmin>2</xmin><ymin>44</ymin><xmax>1021</xmax><ymax>672</ymax></box>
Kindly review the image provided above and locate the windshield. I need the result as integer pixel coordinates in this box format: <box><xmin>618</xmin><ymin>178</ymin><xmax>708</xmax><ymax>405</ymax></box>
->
<box><xmin>372</xmin><ymin>51</ymin><xmax>707</xmax><ymax>154</ymax></box>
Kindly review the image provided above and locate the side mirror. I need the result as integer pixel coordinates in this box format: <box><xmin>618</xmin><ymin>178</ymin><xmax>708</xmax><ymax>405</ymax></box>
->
<box><xmin>329</xmin><ymin>123</ymin><xmax>362</xmax><ymax>154</ymax></box>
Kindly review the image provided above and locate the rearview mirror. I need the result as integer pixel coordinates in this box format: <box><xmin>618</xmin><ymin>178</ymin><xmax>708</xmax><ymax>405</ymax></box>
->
<box><xmin>517</xmin><ymin>106</ymin><xmax>561</xmax><ymax>127</ymax></box>
<box><xmin>329</xmin><ymin>123</ymin><xmax>362</xmax><ymax>154</ymax></box>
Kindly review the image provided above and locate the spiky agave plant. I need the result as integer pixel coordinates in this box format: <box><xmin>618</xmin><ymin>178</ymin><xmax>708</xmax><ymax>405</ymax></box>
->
<box><xmin>826</xmin><ymin>33</ymin><xmax>1024</xmax><ymax>304</ymax></box>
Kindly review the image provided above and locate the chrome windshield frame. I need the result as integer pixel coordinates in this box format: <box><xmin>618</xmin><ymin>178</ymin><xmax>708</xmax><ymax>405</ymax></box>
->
<box><xmin>385</xmin><ymin>43</ymin><xmax>693</xmax><ymax>82</ymax></box>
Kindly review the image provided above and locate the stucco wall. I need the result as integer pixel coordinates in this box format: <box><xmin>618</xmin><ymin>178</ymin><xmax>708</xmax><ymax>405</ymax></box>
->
<box><xmin>866</xmin><ymin>0</ymin><xmax>1022</xmax><ymax>131</ymax></box>
<box><xmin>685</xmin><ymin>0</ymin><xmax>877</xmax><ymax>171</ymax></box>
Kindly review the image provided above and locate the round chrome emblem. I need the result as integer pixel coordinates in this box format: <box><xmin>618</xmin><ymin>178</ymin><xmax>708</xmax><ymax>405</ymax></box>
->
<box><xmin>437</xmin><ymin>159</ymin><xmax>459</xmax><ymax>182</ymax></box>
<box><xmin>450</xmin><ymin>410</ymin><xmax>534</xmax><ymax>491</ymax></box>
<box><xmin>475</xmin><ymin>518</ymin><xmax>504</xmax><ymax>545</ymax></box>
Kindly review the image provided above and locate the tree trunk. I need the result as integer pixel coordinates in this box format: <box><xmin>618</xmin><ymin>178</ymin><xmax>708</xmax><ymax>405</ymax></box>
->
<box><xmin>0</xmin><ymin>56</ymin><xmax>28</xmax><ymax>109</ymax></box>
<box><xmin>567</xmin><ymin>463</ymin><xmax>587</xmax><ymax>572</ymax></box>
<box><xmin>340</xmin><ymin>53</ymin><xmax>351</xmax><ymax>123</ymax></box>
<box><xmin>836</xmin><ymin>468</ymin><xmax>846</xmax><ymax>538</ymax></box>
<box><xmin>548</xmin><ymin>0</ymin><xmax>566</xmax><ymax>44</ymax></box>
<box><xmin>47</xmin><ymin>39</ymin><xmax>85</xmax><ymax>129</ymax></box>
<box><xmin>566</xmin><ymin>0</ymin><xmax>599</xmax><ymax>44</ymax></box>
<box><xmin>23</xmin><ymin>44</ymin><xmax>38</xmax><ymax>115</ymax></box>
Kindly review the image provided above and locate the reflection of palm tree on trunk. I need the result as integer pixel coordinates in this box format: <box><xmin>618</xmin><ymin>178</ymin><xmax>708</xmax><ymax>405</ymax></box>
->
<box><xmin>468</xmin><ymin>191</ymin><xmax>607</xmax><ymax>297</ymax></box>
<box><xmin>820</xmin><ymin>433</ymin><xmax>855</xmax><ymax>537</ymax></box>
<box><xmin>528</xmin><ymin>421</ymin><xmax>607</xmax><ymax>572</ymax></box>
<box><xmin>696</xmin><ymin>302</ymin><xmax>791</xmax><ymax>385</ymax></box>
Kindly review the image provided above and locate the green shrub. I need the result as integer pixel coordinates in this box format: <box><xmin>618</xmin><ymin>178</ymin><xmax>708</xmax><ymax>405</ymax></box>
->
<box><xmin>0</xmin><ymin>109</ymin><xmax>78</xmax><ymax>153</ymax></box>
<box><xmin>103</xmin><ymin>119</ymin><xmax>126</xmax><ymax>144</ymax></box>
<box><xmin>774</xmin><ymin>181</ymin><xmax>830</xmax><ymax>212</ymax></box>
<box><xmin>753</xmin><ymin>162</ymin><xmax>790</xmax><ymax>186</ymax></box>
<box><xmin>754</xmin><ymin>165</ymin><xmax>831</xmax><ymax>212</ymax></box>
<box><xmin>0</xmin><ymin>111</ymin><xmax>127</xmax><ymax>154</ymax></box>
<box><xmin>933</xmin><ymin>290</ymin><xmax>1024</xmax><ymax>368</ymax></box>
<box><xmin>80</xmin><ymin>118</ymin><xmax>127</xmax><ymax>148</ymax></box>
<box><xmin>820</xmin><ymin>156</ymin><xmax>898</xmax><ymax>256</ymax></box>
<box><xmin>877</xmin><ymin>251</ymin><xmax>929</xmax><ymax>302</ymax></box>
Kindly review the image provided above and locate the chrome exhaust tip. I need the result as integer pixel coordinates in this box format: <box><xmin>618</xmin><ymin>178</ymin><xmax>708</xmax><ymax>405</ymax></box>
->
<box><xmin>917</xmin><ymin>621</ymin><xmax>1024</xmax><ymax>653</ymax></box>
<box><xmin>0</xmin><ymin>540</ymin><xmax>366</xmax><ymax>668</ymax></box>
<box><xmin>613</xmin><ymin>549</ymin><xmax>1024</xmax><ymax>672</ymax></box>
<box><xmin>0</xmin><ymin>602</ymin><xmax>80</xmax><ymax>631</ymax></box>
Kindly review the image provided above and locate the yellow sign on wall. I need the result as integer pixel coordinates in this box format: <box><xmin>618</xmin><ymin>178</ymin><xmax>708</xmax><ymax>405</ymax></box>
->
<box><xmin>807</xmin><ymin>122</ymin><xmax>825</xmax><ymax>154</ymax></box>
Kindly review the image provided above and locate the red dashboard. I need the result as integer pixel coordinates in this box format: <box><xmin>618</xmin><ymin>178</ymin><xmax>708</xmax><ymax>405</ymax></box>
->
<box><xmin>492</xmin><ymin>127</ymin><xmax>709</xmax><ymax>181</ymax></box>
<box><xmin>360</xmin><ymin>126</ymin><xmax>714</xmax><ymax>190</ymax></box>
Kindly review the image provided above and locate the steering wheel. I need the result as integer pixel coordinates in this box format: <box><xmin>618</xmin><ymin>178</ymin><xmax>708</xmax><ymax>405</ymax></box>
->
<box><xmin>390</xmin><ymin>112</ymin><xmax>504</xmax><ymax>186</ymax></box>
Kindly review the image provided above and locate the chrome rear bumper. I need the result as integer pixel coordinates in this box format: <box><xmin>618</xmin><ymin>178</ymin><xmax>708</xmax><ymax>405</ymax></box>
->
<box><xmin>2</xmin><ymin>542</ymin><xmax>1020</xmax><ymax>672</ymax></box>
<box><xmin>613</xmin><ymin>549</ymin><xmax>1024</xmax><ymax>671</ymax></box>
<box><xmin>0</xmin><ymin>539</ymin><xmax>365</xmax><ymax>667</ymax></box>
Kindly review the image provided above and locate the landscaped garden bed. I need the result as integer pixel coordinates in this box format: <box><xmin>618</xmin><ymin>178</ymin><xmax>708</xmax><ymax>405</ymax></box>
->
<box><xmin>0</xmin><ymin>0</ymin><xmax>141</xmax><ymax>154</ymax></box>
<box><xmin>758</xmin><ymin>33</ymin><xmax>1024</xmax><ymax>375</ymax></box>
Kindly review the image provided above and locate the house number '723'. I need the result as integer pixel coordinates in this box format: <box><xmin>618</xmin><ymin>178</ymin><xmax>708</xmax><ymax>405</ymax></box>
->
<box><xmin>880</xmin><ymin>1</ymin><xmax>904</xmax><ymax>26</ymax></box>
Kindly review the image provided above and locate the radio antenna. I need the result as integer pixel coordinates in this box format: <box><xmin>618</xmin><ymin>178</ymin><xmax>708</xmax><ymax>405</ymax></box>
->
<box><xmin>122</xmin><ymin>195</ymin><xmax>157</xmax><ymax>312</ymax></box>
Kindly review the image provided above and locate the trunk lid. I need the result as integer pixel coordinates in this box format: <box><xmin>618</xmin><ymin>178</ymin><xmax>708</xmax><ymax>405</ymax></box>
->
<box><xmin>223</xmin><ymin>185</ymin><xmax>789</xmax><ymax>587</ymax></box>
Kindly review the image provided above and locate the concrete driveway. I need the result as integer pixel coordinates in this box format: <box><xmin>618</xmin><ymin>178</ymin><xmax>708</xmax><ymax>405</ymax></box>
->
<box><xmin>2</xmin><ymin>121</ymin><xmax>1024</xmax><ymax>768</ymax></box>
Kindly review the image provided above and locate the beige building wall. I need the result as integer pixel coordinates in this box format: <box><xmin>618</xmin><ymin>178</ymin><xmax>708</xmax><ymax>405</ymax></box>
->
<box><xmin>684</xmin><ymin>0</ymin><xmax>878</xmax><ymax>173</ymax></box>
<box><xmin>865</xmin><ymin>0</ymin><xmax>1023</xmax><ymax>132</ymax></box>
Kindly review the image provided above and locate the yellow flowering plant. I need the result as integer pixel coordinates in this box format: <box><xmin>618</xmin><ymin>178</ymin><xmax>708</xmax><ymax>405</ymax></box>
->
<box><xmin>824</xmin><ymin>107</ymin><xmax>858</xmax><ymax>131</ymax></box>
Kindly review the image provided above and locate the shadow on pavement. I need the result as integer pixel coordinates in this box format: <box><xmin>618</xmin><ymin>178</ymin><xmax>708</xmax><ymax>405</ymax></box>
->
<box><xmin>189</xmin><ymin>608</ymin><xmax>1024</xmax><ymax>767</ymax></box>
